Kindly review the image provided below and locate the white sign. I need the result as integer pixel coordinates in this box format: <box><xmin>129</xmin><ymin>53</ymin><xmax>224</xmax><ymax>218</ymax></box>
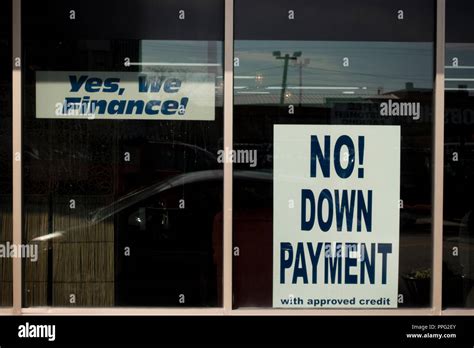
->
<box><xmin>273</xmin><ymin>125</ymin><xmax>400</xmax><ymax>308</ymax></box>
<box><xmin>35</xmin><ymin>71</ymin><xmax>215</xmax><ymax>121</ymax></box>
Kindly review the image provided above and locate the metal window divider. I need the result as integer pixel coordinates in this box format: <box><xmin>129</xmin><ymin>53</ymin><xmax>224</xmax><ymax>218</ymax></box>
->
<box><xmin>432</xmin><ymin>0</ymin><xmax>445</xmax><ymax>315</ymax></box>
<box><xmin>223</xmin><ymin>0</ymin><xmax>234</xmax><ymax>315</ymax></box>
<box><xmin>12</xmin><ymin>0</ymin><xmax>22</xmax><ymax>315</ymax></box>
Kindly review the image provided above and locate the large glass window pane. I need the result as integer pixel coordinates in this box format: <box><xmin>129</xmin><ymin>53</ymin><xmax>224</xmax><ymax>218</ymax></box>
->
<box><xmin>444</xmin><ymin>0</ymin><xmax>474</xmax><ymax>308</ymax></box>
<box><xmin>22</xmin><ymin>0</ymin><xmax>224</xmax><ymax>307</ymax></box>
<box><xmin>0</xmin><ymin>0</ymin><xmax>12</xmax><ymax>307</ymax></box>
<box><xmin>233</xmin><ymin>0</ymin><xmax>434</xmax><ymax>309</ymax></box>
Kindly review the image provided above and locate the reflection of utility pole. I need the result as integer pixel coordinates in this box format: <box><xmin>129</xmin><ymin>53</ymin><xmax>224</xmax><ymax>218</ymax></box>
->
<box><xmin>273</xmin><ymin>51</ymin><xmax>301</xmax><ymax>104</ymax></box>
<box><xmin>292</xmin><ymin>57</ymin><xmax>310</xmax><ymax>106</ymax></box>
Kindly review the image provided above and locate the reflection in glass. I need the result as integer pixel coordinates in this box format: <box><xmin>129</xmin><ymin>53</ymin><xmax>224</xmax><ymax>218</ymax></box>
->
<box><xmin>23</xmin><ymin>39</ymin><xmax>223</xmax><ymax>307</ymax></box>
<box><xmin>233</xmin><ymin>40</ymin><xmax>434</xmax><ymax>308</ymax></box>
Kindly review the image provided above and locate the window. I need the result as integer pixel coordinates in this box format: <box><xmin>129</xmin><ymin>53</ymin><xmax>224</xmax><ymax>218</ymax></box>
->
<box><xmin>22</xmin><ymin>0</ymin><xmax>224</xmax><ymax>307</ymax></box>
<box><xmin>443</xmin><ymin>0</ymin><xmax>474</xmax><ymax>308</ymax></box>
<box><xmin>233</xmin><ymin>0</ymin><xmax>435</xmax><ymax>309</ymax></box>
<box><xmin>0</xmin><ymin>0</ymin><xmax>468</xmax><ymax>317</ymax></box>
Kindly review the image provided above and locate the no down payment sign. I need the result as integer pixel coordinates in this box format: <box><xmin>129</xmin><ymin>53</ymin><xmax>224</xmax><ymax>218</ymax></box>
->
<box><xmin>273</xmin><ymin>124</ymin><xmax>400</xmax><ymax>308</ymax></box>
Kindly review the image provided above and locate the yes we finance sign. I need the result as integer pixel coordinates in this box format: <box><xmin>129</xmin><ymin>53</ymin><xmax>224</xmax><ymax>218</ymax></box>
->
<box><xmin>273</xmin><ymin>125</ymin><xmax>400</xmax><ymax>308</ymax></box>
<box><xmin>35</xmin><ymin>71</ymin><xmax>215</xmax><ymax>121</ymax></box>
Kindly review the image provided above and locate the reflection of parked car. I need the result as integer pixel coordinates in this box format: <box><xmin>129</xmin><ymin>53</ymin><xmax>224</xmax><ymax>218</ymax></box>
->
<box><xmin>24</xmin><ymin>137</ymin><xmax>226</xmax><ymax>306</ymax></box>
<box><xmin>32</xmin><ymin>169</ymin><xmax>271</xmax><ymax>307</ymax></box>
